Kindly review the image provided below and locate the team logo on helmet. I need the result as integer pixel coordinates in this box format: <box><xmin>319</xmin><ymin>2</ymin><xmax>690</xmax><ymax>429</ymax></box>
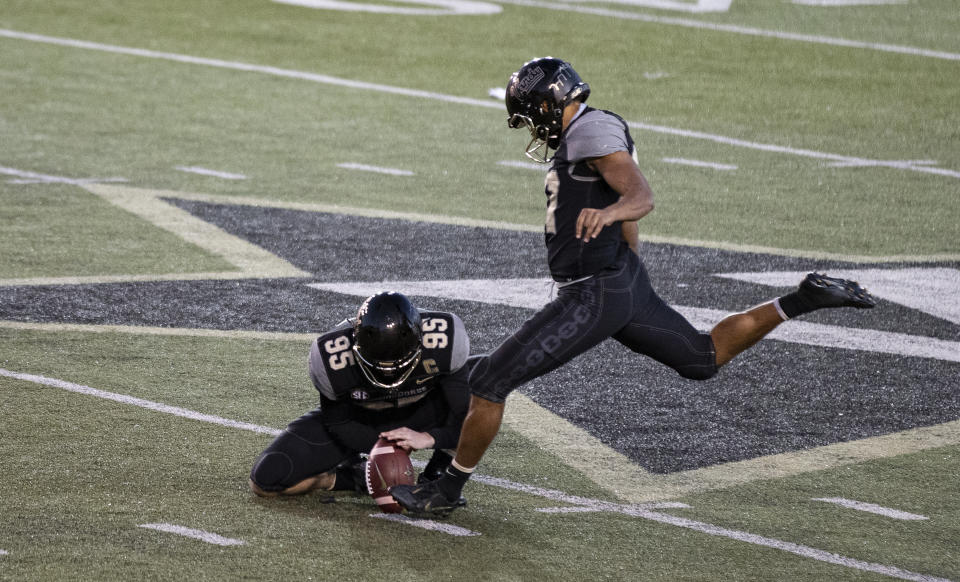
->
<box><xmin>516</xmin><ymin>66</ymin><xmax>545</xmax><ymax>95</ymax></box>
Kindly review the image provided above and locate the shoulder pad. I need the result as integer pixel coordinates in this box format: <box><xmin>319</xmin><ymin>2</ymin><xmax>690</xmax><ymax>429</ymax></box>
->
<box><xmin>419</xmin><ymin>311</ymin><xmax>470</xmax><ymax>374</ymax></box>
<box><xmin>309</xmin><ymin>325</ymin><xmax>364</xmax><ymax>400</ymax></box>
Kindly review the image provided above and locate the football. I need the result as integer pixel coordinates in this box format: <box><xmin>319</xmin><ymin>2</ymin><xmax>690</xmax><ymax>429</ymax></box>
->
<box><xmin>365</xmin><ymin>437</ymin><xmax>415</xmax><ymax>513</ymax></box>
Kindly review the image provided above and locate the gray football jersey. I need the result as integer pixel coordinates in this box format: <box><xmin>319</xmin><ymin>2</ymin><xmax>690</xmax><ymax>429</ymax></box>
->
<box><xmin>561</xmin><ymin>108</ymin><xmax>633</xmax><ymax>164</ymax></box>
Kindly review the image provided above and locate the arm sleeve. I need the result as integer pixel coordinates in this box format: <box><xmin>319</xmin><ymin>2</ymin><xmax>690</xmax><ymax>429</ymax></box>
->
<box><xmin>318</xmin><ymin>394</ymin><xmax>380</xmax><ymax>454</ymax></box>
<box><xmin>565</xmin><ymin>112</ymin><xmax>630</xmax><ymax>163</ymax></box>
<box><xmin>425</xmin><ymin>362</ymin><xmax>471</xmax><ymax>450</ymax></box>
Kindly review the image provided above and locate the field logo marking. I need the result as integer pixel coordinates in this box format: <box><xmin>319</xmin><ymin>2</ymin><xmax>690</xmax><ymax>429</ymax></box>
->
<box><xmin>10</xmin><ymin>183</ymin><xmax>950</xmax><ymax>287</ymax></box>
<box><xmin>718</xmin><ymin>268</ymin><xmax>960</xmax><ymax>326</ymax></box>
<box><xmin>0</xmin><ymin>183</ymin><xmax>310</xmax><ymax>287</ymax></box>
<box><xmin>272</xmin><ymin>0</ymin><xmax>502</xmax><ymax>14</ymax></box>
<box><xmin>306</xmin><ymin>276</ymin><xmax>960</xmax><ymax>363</ymax></box>
<box><xmin>139</xmin><ymin>523</ymin><xmax>246</xmax><ymax>546</ymax></box>
<box><xmin>6</xmin><ymin>320</ymin><xmax>959</xmax><ymax>508</ymax></box>
<box><xmin>813</xmin><ymin>498</ymin><xmax>929</xmax><ymax>521</ymax></box>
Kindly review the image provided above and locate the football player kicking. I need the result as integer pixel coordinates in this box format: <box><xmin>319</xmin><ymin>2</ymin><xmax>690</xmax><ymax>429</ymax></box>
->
<box><xmin>249</xmin><ymin>292</ymin><xmax>472</xmax><ymax>498</ymax></box>
<box><xmin>390</xmin><ymin>57</ymin><xmax>876</xmax><ymax>517</ymax></box>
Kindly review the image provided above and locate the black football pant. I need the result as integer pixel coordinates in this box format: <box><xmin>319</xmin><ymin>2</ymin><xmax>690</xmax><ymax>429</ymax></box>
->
<box><xmin>250</xmin><ymin>401</ymin><xmax>450</xmax><ymax>493</ymax></box>
<box><xmin>470</xmin><ymin>249</ymin><xmax>717</xmax><ymax>404</ymax></box>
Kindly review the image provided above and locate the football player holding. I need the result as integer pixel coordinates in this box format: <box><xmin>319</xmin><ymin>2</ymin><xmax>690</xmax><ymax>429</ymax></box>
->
<box><xmin>391</xmin><ymin>57</ymin><xmax>876</xmax><ymax>516</ymax></box>
<box><xmin>250</xmin><ymin>291</ymin><xmax>472</xmax><ymax>498</ymax></box>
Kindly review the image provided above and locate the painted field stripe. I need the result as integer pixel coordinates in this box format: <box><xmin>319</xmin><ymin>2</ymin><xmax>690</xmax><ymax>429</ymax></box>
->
<box><xmin>337</xmin><ymin>162</ymin><xmax>414</xmax><ymax>176</ymax></box>
<box><xmin>537</xmin><ymin>502</ymin><xmax>690</xmax><ymax>514</ymax></box>
<box><xmin>0</xmin><ymin>368</ymin><xmax>281</xmax><ymax>436</ymax></box>
<box><xmin>4</xmin><ymin>323</ymin><xmax>959</xmax><ymax>512</ymax></box>
<box><xmin>662</xmin><ymin>157</ymin><xmax>737</xmax><ymax>170</ymax></box>
<box><xmin>813</xmin><ymin>498</ymin><xmax>929</xmax><ymax>521</ymax></box>
<box><xmin>632</xmin><ymin>509</ymin><xmax>950</xmax><ymax>582</ymax></box>
<box><xmin>369</xmin><ymin>513</ymin><xmax>481</xmax><ymax>536</ymax></box>
<box><xmin>494</xmin><ymin>0</ymin><xmax>960</xmax><ymax>62</ymax></box>
<box><xmin>497</xmin><ymin>159</ymin><xmax>549</xmax><ymax>171</ymax></box>
<box><xmin>174</xmin><ymin>166</ymin><xmax>247</xmax><ymax>180</ymax></box>
<box><xmin>82</xmin><ymin>183</ymin><xmax>309</xmax><ymax>278</ymax></box>
<box><xmin>0</xmin><ymin>29</ymin><xmax>495</xmax><ymax>109</ymax></box>
<box><xmin>631</xmin><ymin>121</ymin><xmax>960</xmax><ymax>179</ymax></box>
<box><xmin>0</xmin><ymin>31</ymin><xmax>956</xmax><ymax>183</ymax></box>
<box><xmin>0</xmin><ymin>320</ymin><xmax>316</xmax><ymax>342</ymax></box>
<box><xmin>793</xmin><ymin>0</ymin><xmax>907</xmax><ymax>5</ymax></box>
<box><xmin>138</xmin><ymin>523</ymin><xmax>246</xmax><ymax>546</ymax></box>
<box><xmin>0</xmin><ymin>165</ymin><xmax>126</xmax><ymax>185</ymax></box>
<box><xmin>1</xmin><ymin>363</ymin><xmax>952</xmax><ymax>579</ymax></box>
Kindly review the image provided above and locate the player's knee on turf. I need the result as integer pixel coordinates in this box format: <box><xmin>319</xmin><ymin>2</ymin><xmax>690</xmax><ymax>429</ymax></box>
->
<box><xmin>249</xmin><ymin>451</ymin><xmax>294</xmax><ymax>496</ymax></box>
<box><xmin>677</xmin><ymin>364</ymin><xmax>718</xmax><ymax>381</ymax></box>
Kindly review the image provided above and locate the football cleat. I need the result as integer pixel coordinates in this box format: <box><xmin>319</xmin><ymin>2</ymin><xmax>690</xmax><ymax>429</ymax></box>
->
<box><xmin>389</xmin><ymin>481</ymin><xmax>466</xmax><ymax>517</ymax></box>
<box><xmin>798</xmin><ymin>273</ymin><xmax>876</xmax><ymax>310</ymax></box>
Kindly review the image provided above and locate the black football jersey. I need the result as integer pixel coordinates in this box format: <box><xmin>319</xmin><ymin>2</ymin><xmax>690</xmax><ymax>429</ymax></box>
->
<box><xmin>308</xmin><ymin>310</ymin><xmax>469</xmax><ymax>411</ymax></box>
<box><xmin>544</xmin><ymin>106</ymin><xmax>637</xmax><ymax>280</ymax></box>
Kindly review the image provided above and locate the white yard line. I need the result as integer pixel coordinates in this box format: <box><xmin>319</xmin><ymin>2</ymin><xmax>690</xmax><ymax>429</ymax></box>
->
<box><xmin>138</xmin><ymin>523</ymin><xmax>246</xmax><ymax>546</ymax></box>
<box><xmin>336</xmin><ymin>162</ymin><xmax>415</xmax><ymax>176</ymax></box>
<box><xmin>0</xmin><ymin>165</ymin><xmax>127</xmax><ymax>185</ymax></box>
<box><xmin>0</xmin><ymin>368</ymin><xmax>281</xmax><ymax>436</ymax></box>
<box><xmin>494</xmin><ymin>0</ymin><xmax>960</xmax><ymax>62</ymax></box>
<box><xmin>174</xmin><ymin>166</ymin><xmax>247</xmax><ymax>180</ymax></box>
<box><xmin>497</xmin><ymin>159</ymin><xmax>549</xmax><ymax>171</ymax></box>
<box><xmin>1</xmin><ymin>366</ymin><xmax>951</xmax><ymax>578</ymax></box>
<box><xmin>369</xmin><ymin>514</ymin><xmax>481</xmax><ymax>536</ymax></box>
<box><xmin>813</xmin><ymin>498</ymin><xmax>929</xmax><ymax>521</ymax></box>
<box><xmin>0</xmin><ymin>29</ymin><xmax>956</xmax><ymax>182</ymax></box>
<box><xmin>630</xmin><ymin>509</ymin><xmax>950</xmax><ymax>582</ymax></box>
<box><xmin>661</xmin><ymin>157</ymin><xmax>737</xmax><ymax>170</ymax></box>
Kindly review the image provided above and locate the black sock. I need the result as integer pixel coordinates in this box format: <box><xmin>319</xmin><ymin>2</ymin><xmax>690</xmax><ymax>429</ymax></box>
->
<box><xmin>776</xmin><ymin>291</ymin><xmax>815</xmax><ymax>319</ymax></box>
<box><xmin>422</xmin><ymin>449</ymin><xmax>453</xmax><ymax>480</ymax></box>
<box><xmin>437</xmin><ymin>464</ymin><xmax>472</xmax><ymax>500</ymax></box>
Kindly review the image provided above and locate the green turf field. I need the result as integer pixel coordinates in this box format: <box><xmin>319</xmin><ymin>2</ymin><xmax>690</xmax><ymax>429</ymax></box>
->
<box><xmin>1</xmin><ymin>0</ymin><xmax>958</xmax><ymax>580</ymax></box>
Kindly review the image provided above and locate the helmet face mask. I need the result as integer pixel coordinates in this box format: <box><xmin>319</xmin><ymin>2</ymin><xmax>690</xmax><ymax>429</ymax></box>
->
<box><xmin>505</xmin><ymin>57</ymin><xmax>590</xmax><ymax>163</ymax></box>
<box><xmin>352</xmin><ymin>292</ymin><xmax>423</xmax><ymax>390</ymax></box>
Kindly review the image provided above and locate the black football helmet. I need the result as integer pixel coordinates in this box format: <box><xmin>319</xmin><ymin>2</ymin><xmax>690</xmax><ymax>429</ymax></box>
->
<box><xmin>352</xmin><ymin>292</ymin><xmax>423</xmax><ymax>390</ymax></box>
<box><xmin>506</xmin><ymin>57</ymin><xmax>590</xmax><ymax>163</ymax></box>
